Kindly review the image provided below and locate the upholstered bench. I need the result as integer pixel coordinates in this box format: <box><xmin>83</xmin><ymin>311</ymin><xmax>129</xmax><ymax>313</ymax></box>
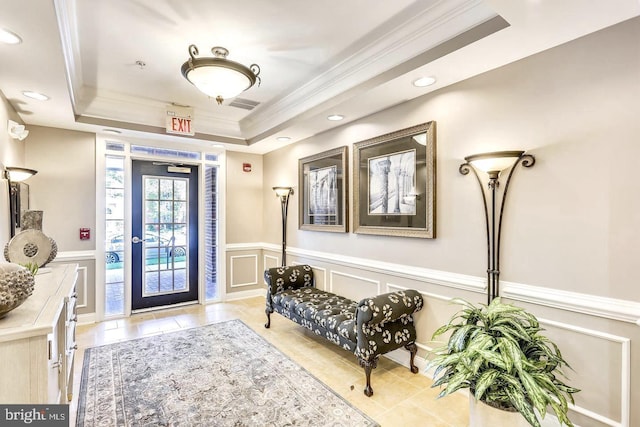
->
<box><xmin>264</xmin><ymin>264</ymin><xmax>424</xmax><ymax>396</ymax></box>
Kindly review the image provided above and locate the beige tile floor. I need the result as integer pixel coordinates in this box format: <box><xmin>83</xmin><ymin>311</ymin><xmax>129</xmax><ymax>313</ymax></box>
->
<box><xmin>71</xmin><ymin>297</ymin><xmax>468</xmax><ymax>426</ymax></box>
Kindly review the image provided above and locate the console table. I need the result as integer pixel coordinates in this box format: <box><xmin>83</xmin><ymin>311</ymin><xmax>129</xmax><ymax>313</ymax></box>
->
<box><xmin>0</xmin><ymin>263</ymin><xmax>78</xmax><ymax>404</ymax></box>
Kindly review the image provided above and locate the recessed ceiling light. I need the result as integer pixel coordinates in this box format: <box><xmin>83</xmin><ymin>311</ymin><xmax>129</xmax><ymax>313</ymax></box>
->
<box><xmin>277</xmin><ymin>136</ymin><xmax>291</xmax><ymax>142</ymax></box>
<box><xmin>103</xmin><ymin>129</ymin><xmax>121</xmax><ymax>134</ymax></box>
<box><xmin>327</xmin><ymin>114</ymin><xmax>344</xmax><ymax>121</ymax></box>
<box><xmin>22</xmin><ymin>91</ymin><xmax>49</xmax><ymax>101</ymax></box>
<box><xmin>413</xmin><ymin>76</ymin><xmax>437</xmax><ymax>87</ymax></box>
<box><xmin>0</xmin><ymin>28</ymin><xmax>22</xmax><ymax>44</ymax></box>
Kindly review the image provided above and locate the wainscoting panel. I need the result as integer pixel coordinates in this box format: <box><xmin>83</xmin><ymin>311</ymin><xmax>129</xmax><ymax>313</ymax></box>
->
<box><xmin>50</xmin><ymin>251</ymin><xmax>96</xmax><ymax>315</ymax></box>
<box><xmin>263</xmin><ymin>255</ymin><xmax>279</xmax><ymax>274</ymax></box>
<box><xmin>229</xmin><ymin>254</ymin><xmax>258</xmax><ymax>288</ymax></box>
<box><xmin>538</xmin><ymin>318</ymin><xmax>631</xmax><ymax>427</ymax></box>
<box><xmin>309</xmin><ymin>265</ymin><xmax>327</xmax><ymax>291</ymax></box>
<box><xmin>330</xmin><ymin>270</ymin><xmax>380</xmax><ymax>302</ymax></box>
<box><xmin>76</xmin><ymin>265</ymin><xmax>88</xmax><ymax>309</ymax></box>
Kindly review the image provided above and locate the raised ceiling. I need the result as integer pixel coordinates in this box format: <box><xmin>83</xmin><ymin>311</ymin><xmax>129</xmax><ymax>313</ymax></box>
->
<box><xmin>1</xmin><ymin>0</ymin><xmax>639</xmax><ymax>153</ymax></box>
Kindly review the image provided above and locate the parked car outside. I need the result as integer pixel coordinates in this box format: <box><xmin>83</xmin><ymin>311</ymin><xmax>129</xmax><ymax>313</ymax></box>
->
<box><xmin>105</xmin><ymin>233</ymin><xmax>186</xmax><ymax>263</ymax></box>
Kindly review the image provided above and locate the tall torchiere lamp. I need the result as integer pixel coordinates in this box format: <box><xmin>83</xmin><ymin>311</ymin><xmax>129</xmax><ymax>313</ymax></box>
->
<box><xmin>273</xmin><ymin>187</ymin><xmax>294</xmax><ymax>267</ymax></box>
<box><xmin>459</xmin><ymin>151</ymin><xmax>535</xmax><ymax>304</ymax></box>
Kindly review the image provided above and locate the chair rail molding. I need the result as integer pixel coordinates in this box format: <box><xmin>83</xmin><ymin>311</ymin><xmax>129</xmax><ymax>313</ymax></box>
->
<box><xmin>502</xmin><ymin>281</ymin><xmax>640</xmax><ymax>325</ymax></box>
<box><xmin>254</xmin><ymin>244</ymin><xmax>640</xmax><ymax>326</ymax></box>
<box><xmin>232</xmin><ymin>246</ymin><xmax>640</xmax><ymax>326</ymax></box>
<box><xmin>53</xmin><ymin>250</ymin><xmax>96</xmax><ymax>261</ymax></box>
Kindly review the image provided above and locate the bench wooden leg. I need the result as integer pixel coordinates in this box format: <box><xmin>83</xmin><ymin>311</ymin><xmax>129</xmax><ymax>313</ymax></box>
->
<box><xmin>359</xmin><ymin>356</ymin><xmax>379</xmax><ymax>397</ymax></box>
<box><xmin>405</xmin><ymin>342</ymin><xmax>419</xmax><ymax>374</ymax></box>
<box><xmin>265</xmin><ymin>309</ymin><xmax>272</xmax><ymax>328</ymax></box>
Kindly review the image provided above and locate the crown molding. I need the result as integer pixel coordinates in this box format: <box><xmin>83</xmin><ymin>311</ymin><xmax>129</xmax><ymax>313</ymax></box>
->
<box><xmin>241</xmin><ymin>0</ymin><xmax>498</xmax><ymax>138</ymax></box>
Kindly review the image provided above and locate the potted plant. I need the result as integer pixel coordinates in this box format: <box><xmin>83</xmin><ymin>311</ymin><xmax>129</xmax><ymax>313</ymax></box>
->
<box><xmin>426</xmin><ymin>297</ymin><xmax>580</xmax><ymax>427</ymax></box>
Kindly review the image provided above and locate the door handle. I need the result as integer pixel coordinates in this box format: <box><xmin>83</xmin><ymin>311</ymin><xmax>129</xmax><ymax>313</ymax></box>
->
<box><xmin>132</xmin><ymin>236</ymin><xmax>145</xmax><ymax>244</ymax></box>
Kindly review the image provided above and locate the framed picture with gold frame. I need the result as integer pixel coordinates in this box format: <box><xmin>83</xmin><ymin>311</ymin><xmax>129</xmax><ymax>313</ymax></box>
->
<box><xmin>353</xmin><ymin>122</ymin><xmax>436</xmax><ymax>238</ymax></box>
<box><xmin>298</xmin><ymin>146</ymin><xmax>348</xmax><ymax>232</ymax></box>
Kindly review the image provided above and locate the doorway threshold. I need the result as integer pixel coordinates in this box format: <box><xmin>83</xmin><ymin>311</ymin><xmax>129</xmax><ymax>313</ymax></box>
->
<box><xmin>131</xmin><ymin>300</ymin><xmax>199</xmax><ymax>314</ymax></box>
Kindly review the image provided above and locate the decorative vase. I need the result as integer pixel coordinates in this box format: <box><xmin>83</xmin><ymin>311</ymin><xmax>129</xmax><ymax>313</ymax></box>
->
<box><xmin>21</xmin><ymin>210</ymin><xmax>43</xmax><ymax>231</ymax></box>
<box><xmin>4</xmin><ymin>210</ymin><xmax>57</xmax><ymax>267</ymax></box>
<box><xmin>0</xmin><ymin>262</ymin><xmax>35</xmax><ymax>318</ymax></box>
<box><xmin>469</xmin><ymin>395</ymin><xmax>531</xmax><ymax>427</ymax></box>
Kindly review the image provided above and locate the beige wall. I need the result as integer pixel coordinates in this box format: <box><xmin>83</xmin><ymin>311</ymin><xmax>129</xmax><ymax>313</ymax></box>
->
<box><xmin>25</xmin><ymin>126</ymin><xmax>96</xmax><ymax>251</ymax></box>
<box><xmin>262</xmin><ymin>18</ymin><xmax>640</xmax><ymax>427</ymax></box>
<box><xmin>224</xmin><ymin>151</ymin><xmax>265</xmax><ymax>293</ymax></box>
<box><xmin>0</xmin><ymin>92</ymin><xmax>26</xmax><ymax>243</ymax></box>
<box><xmin>225</xmin><ymin>151</ymin><xmax>263</xmax><ymax>244</ymax></box>
<box><xmin>264</xmin><ymin>17</ymin><xmax>640</xmax><ymax>301</ymax></box>
<box><xmin>23</xmin><ymin>126</ymin><xmax>97</xmax><ymax>314</ymax></box>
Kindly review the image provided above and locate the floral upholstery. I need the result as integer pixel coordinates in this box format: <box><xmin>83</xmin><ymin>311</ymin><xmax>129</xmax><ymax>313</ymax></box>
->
<box><xmin>264</xmin><ymin>264</ymin><xmax>424</xmax><ymax>396</ymax></box>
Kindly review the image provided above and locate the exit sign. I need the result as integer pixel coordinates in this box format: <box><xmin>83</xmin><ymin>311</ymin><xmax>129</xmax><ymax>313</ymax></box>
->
<box><xmin>166</xmin><ymin>106</ymin><xmax>195</xmax><ymax>136</ymax></box>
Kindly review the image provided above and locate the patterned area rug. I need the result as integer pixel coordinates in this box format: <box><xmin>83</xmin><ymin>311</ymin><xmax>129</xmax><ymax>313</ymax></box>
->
<box><xmin>76</xmin><ymin>319</ymin><xmax>378</xmax><ymax>426</ymax></box>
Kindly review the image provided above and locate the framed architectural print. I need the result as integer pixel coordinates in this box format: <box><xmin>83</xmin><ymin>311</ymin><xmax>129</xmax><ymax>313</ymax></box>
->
<box><xmin>353</xmin><ymin>122</ymin><xmax>436</xmax><ymax>238</ymax></box>
<box><xmin>298</xmin><ymin>146</ymin><xmax>348</xmax><ymax>232</ymax></box>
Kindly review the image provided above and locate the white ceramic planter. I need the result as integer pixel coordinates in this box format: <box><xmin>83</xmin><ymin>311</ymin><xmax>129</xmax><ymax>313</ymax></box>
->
<box><xmin>469</xmin><ymin>395</ymin><xmax>531</xmax><ymax>427</ymax></box>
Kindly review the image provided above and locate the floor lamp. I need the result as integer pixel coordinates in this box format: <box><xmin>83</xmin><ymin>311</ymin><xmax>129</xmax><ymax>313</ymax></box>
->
<box><xmin>273</xmin><ymin>187</ymin><xmax>293</xmax><ymax>267</ymax></box>
<box><xmin>459</xmin><ymin>151</ymin><xmax>535</xmax><ymax>304</ymax></box>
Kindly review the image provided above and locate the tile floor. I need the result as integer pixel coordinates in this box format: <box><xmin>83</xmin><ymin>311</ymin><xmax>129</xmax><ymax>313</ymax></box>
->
<box><xmin>71</xmin><ymin>297</ymin><xmax>468</xmax><ymax>426</ymax></box>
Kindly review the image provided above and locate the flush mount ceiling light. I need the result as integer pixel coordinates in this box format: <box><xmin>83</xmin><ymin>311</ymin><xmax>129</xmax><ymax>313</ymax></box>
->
<box><xmin>327</xmin><ymin>114</ymin><xmax>344</xmax><ymax>121</ymax></box>
<box><xmin>22</xmin><ymin>91</ymin><xmax>49</xmax><ymax>101</ymax></box>
<box><xmin>0</xmin><ymin>28</ymin><xmax>22</xmax><ymax>44</ymax></box>
<box><xmin>181</xmin><ymin>44</ymin><xmax>260</xmax><ymax>105</ymax></box>
<box><xmin>276</xmin><ymin>136</ymin><xmax>291</xmax><ymax>142</ymax></box>
<box><xmin>413</xmin><ymin>76</ymin><xmax>436</xmax><ymax>87</ymax></box>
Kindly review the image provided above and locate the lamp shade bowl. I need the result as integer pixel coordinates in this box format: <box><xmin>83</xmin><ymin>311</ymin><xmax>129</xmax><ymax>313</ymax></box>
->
<box><xmin>181</xmin><ymin>45</ymin><xmax>260</xmax><ymax>103</ymax></box>
<box><xmin>5</xmin><ymin>167</ymin><xmax>37</xmax><ymax>182</ymax></box>
<box><xmin>464</xmin><ymin>151</ymin><xmax>525</xmax><ymax>175</ymax></box>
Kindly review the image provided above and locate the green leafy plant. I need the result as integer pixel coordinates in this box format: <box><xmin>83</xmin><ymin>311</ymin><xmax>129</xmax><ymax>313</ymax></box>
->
<box><xmin>426</xmin><ymin>297</ymin><xmax>580</xmax><ymax>427</ymax></box>
<box><xmin>21</xmin><ymin>262</ymin><xmax>39</xmax><ymax>276</ymax></box>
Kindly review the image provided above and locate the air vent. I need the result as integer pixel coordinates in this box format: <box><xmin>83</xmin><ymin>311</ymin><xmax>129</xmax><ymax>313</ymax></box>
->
<box><xmin>228</xmin><ymin>97</ymin><xmax>260</xmax><ymax>110</ymax></box>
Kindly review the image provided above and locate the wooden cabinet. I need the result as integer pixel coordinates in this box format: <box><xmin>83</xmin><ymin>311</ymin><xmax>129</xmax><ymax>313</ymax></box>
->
<box><xmin>0</xmin><ymin>264</ymin><xmax>78</xmax><ymax>404</ymax></box>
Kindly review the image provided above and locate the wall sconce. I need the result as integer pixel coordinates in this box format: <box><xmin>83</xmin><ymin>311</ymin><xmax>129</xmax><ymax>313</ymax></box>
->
<box><xmin>7</xmin><ymin>120</ymin><xmax>29</xmax><ymax>141</ymax></box>
<box><xmin>459</xmin><ymin>150</ymin><xmax>535</xmax><ymax>304</ymax></box>
<box><xmin>273</xmin><ymin>186</ymin><xmax>294</xmax><ymax>267</ymax></box>
<box><xmin>5</xmin><ymin>166</ymin><xmax>37</xmax><ymax>182</ymax></box>
<box><xmin>5</xmin><ymin>166</ymin><xmax>38</xmax><ymax>237</ymax></box>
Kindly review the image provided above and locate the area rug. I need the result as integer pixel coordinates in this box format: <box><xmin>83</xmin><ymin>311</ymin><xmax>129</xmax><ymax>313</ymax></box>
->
<box><xmin>76</xmin><ymin>319</ymin><xmax>378</xmax><ymax>426</ymax></box>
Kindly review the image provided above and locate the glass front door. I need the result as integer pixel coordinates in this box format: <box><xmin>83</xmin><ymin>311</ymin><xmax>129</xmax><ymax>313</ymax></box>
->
<box><xmin>131</xmin><ymin>161</ymin><xmax>198</xmax><ymax>310</ymax></box>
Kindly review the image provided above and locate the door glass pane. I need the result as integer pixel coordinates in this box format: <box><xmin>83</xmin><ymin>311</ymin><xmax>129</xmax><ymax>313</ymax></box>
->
<box><xmin>160</xmin><ymin>201</ymin><xmax>173</xmax><ymax>223</ymax></box>
<box><xmin>174</xmin><ymin>180</ymin><xmax>187</xmax><ymax>200</ymax></box>
<box><xmin>174</xmin><ymin>201</ymin><xmax>187</xmax><ymax>223</ymax></box>
<box><xmin>174</xmin><ymin>269</ymin><xmax>187</xmax><ymax>291</ymax></box>
<box><xmin>160</xmin><ymin>179</ymin><xmax>173</xmax><ymax>200</ymax></box>
<box><xmin>142</xmin><ymin>175</ymin><xmax>189</xmax><ymax>297</ymax></box>
<box><xmin>145</xmin><ymin>201</ymin><xmax>159</xmax><ymax>223</ymax></box>
<box><xmin>145</xmin><ymin>178</ymin><xmax>158</xmax><ymax>199</ymax></box>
